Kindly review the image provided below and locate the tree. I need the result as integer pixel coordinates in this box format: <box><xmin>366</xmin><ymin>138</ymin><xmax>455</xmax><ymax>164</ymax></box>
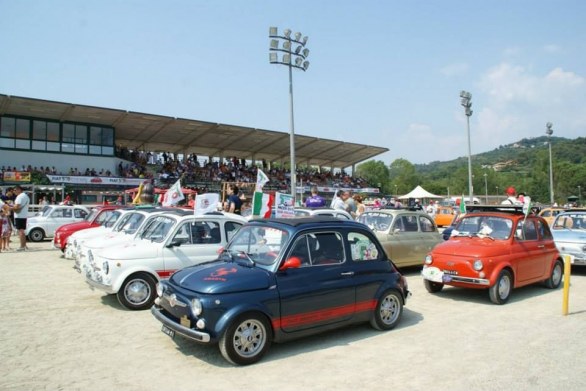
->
<box><xmin>355</xmin><ymin>160</ymin><xmax>390</xmax><ymax>193</ymax></box>
<box><xmin>389</xmin><ymin>159</ymin><xmax>418</xmax><ymax>194</ymax></box>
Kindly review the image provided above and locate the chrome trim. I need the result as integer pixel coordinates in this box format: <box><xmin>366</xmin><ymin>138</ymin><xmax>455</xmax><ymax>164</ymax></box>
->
<box><xmin>151</xmin><ymin>306</ymin><xmax>211</xmax><ymax>343</ymax></box>
<box><xmin>85</xmin><ymin>277</ymin><xmax>116</xmax><ymax>294</ymax></box>
<box><xmin>448</xmin><ymin>275</ymin><xmax>490</xmax><ymax>285</ymax></box>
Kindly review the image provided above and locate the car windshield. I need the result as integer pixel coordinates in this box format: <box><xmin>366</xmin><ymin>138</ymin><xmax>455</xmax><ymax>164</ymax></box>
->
<box><xmin>85</xmin><ymin>208</ymin><xmax>100</xmax><ymax>221</ymax></box>
<box><xmin>140</xmin><ymin>215</ymin><xmax>176</xmax><ymax>243</ymax></box>
<box><xmin>552</xmin><ymin>213</ymin><xmax>586</xmax><ymax>230</ymax></box>
<box><xmin>453</xmin><ymin>215</ymin><xmax>513</xmax><ymax>240</ymax></box>
<box><xmin>357</xmin><ymin>212</ymin><xmax>393</xmax><ymax>232</ymax></box>
<box><xmin>40</xmin><ymin>205</ymin><xmax>53</xmax><ymax>217</ymax></box>
<box><xmin>103</xmin><ymin>211</ymin><xmax>122</xmax><ymax>228</ymax></box>
<box><xmin>224</xmin><ymin>225</ymin><xmax>289</xmax><ymax>267</ymax></box>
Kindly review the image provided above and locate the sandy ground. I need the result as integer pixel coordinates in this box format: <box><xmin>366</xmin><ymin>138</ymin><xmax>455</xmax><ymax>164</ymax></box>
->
<box><xmin>1</xmin><ymin>241</ymin><xmax>585</xmax><ymax>391</ymax></box>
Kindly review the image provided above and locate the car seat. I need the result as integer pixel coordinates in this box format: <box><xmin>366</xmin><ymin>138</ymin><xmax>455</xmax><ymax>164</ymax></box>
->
<box><xmin>209</xmin><ymin>227</ymin><xmax>221</xmax><ymax>244</ymax></box>
<box><xmin>313</xmin><ymin>234</ymin><xmax>343</xmax><ymax>265</ymax></box>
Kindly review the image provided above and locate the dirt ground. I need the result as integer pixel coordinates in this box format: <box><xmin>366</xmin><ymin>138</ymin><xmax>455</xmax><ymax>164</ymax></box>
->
<box><xmin>1</xmin><ymin>241</ymin><xmax>585</xmax><ymax>391</ymax></box>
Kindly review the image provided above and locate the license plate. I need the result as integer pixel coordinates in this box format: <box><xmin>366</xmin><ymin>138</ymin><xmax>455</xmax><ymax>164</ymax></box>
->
<box><xmin>161</xmin><ymin>324</ymin><xmax>175</xmax><ymax>338</ymax></box>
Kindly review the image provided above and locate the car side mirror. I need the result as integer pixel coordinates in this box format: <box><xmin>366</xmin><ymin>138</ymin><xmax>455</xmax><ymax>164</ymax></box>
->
<box><xmin>166</xmin><ymin>239</ymin><xmax>183</xmax><ymax>248</ymax></box>
<box><xmin>279</xmin><ymin>256</ymin><xmax>302</xmax><ymax>271</ymax></box>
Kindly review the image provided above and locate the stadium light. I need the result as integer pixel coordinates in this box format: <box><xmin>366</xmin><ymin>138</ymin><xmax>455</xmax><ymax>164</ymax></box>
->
<box><xmin>546</xmin><ymin>122</ymin><xmax>554</xmax><ymax>205</ymax></box>
<box><xmin>269</xmin><ymin>26</ymin><xmax>310</xmax><ymax>204</ymax></box>
<box><xmin>460</xmin><ymin>90</ymin><xmax>473</xmax><ymax>204</ymax></box>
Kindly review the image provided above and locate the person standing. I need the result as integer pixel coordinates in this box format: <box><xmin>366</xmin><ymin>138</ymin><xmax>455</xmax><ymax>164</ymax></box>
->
<box><xmin>344</xmin><ymin>190</ymin><xmax>357</xmax><ymax>218</ymax></box>
<box><xmin>331</xmin><ymin>190</ymin><xmax>346</xmax><ymax>211</ymax></box>
<box><xmin>227</xmin><ymin>184</ymin><xmax>242</xmax><ymax>215</ymax></box>
<box><xmin>11</xmin><ymin>185</ymin><xmax>30</xmax><ymax>251</ymax></box>
<box><xmin>353</xmin><ymin>195</ymin><xmax>366</xmax><ymax>219</ymax></box>
<box><xmin>1</xmin><ymin>205</ymin><xmax>12</xmax><ymax>251</ymax></box>
<box><xmin>304</xmin><ymin>186</ymin><xmax>326</xmax><ymax>208</ymax></box>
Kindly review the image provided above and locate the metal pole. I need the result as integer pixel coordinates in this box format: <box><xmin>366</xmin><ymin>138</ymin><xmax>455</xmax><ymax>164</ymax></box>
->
<box><xmin>548</xmin><ymin>138</ymin><xmax>554</xmax><ymax>204</ymax></box>
<box><xmin>484</xmin><ymin>174</ymin><xmax>488</xmax><ymax>204</ymax></box>
<box><xmin>288</xmin><ymin>63</ymin><xmax>297</xmax><ymax>204</ymax></box>
<box><xmin>466</xmin><ymin>115</ymin><xmax>473</xmax><ymax>203</ymax></box>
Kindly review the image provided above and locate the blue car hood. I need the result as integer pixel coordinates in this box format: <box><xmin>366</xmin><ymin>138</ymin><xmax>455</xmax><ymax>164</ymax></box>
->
<box><xmin>169</xmin><ymin>261</ymin><xmax>273</xmax><ymax>294</ymax></box>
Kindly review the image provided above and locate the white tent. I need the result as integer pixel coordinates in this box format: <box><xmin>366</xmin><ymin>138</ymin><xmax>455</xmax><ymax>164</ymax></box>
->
<box><xmin>397</xmin><ymin>185</ymin><xmax>442</xmax><ymax>200</ymax></box>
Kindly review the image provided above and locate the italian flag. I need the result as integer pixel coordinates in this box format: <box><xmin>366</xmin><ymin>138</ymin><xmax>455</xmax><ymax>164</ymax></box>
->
<box><xmin>252</xmin><ymin>192</ymin><xmax>274</xmax><ymax>218</ymax></box>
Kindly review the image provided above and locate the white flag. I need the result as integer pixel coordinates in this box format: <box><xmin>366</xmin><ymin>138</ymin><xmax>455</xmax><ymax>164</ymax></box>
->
<box><xmin>195</xmin><ymin>193</ymin><xmax>220</xmax><ymax>216</ymax></box>
<box><xmin>162</xmin><ymin>179</ymin><xmax>185</xmax><ymax>206</ymax></box>
<box><xmin>256</xmin><ymin>169</ymin><xmax>270</xmax><ymax>192</ymax></box>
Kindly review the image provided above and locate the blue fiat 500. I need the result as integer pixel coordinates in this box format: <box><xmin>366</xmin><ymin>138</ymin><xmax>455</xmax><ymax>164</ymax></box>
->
<box><xmin>151</xmin><ymin>216</ymin><xmax>409</xmax><ymax>365</ymax></box>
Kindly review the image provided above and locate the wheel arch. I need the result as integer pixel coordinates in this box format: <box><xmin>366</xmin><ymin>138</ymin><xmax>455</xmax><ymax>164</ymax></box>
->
<box><xmin>111</xmin><ymin>265</ymin><xmax>161</xmax><ymax>293</ymax></box>
<box><xmin>214</xmin><ymin>303</ymin><xmax>276</xmax><ymax>343</ymax></box>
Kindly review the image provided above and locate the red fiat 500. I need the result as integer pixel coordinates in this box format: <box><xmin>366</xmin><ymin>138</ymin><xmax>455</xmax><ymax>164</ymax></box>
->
<box><xmin>422</xmin><ymin>206</ymin><xmax>563</xmax><ymax>304</ymax></box>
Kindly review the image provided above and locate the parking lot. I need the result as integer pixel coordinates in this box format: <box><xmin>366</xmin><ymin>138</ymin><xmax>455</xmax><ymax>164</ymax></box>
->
<box><xmin>1</xmin><ymin>241</ymin><xmax>585</xmax><ymax>391</ymax></box>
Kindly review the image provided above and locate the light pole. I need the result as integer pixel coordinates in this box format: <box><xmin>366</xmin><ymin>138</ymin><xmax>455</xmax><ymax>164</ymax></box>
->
<box><xmin>394</xmin><ymin>184</ymin><xmax>398</xmax><ymax>196</ymax></box>
<box><xmin>546</xmin><ymin>122</ymin><xmax>554</xmax><ymax>205</ymax></box>
<box><xmin>269</xmin><ymin>27</ymin><xmax>310</xmax><ymax>204</ymax></box>
<box><xmin>460</xmin><ymin>91</ymin><xmax>473</xmax><ymax>204</ymax></box>
<box><xmin>578</xmin><ymin>185</ymin><xmax>582</xmax><ymax>206</ymax></box>
<box><xmin>496</xmin><ymin>186</ymin><xmax>499</xmax><ymax>201</ymax></box>
<box><xmin>483</xmin><ymin>173</ymin><xmax>488</xmax><ymax>204</ymax></box>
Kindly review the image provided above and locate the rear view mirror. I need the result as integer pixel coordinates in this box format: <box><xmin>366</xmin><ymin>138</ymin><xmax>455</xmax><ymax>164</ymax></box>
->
<box><xmin>279</xmin><ymin>256</ymin><xmax>302</xmax><ymax>271</ymax></box>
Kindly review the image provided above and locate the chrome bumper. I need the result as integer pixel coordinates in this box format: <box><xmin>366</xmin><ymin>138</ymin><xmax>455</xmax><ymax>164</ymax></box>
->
<box><xmin>85</xmin><ymin>277</ymin><xmax>116</xmax><ymax>294</ymax></box>
<box><xmin>151</xmin><ymin>306</ymin><xmax>211</xmax><ymax>343</ymax></box>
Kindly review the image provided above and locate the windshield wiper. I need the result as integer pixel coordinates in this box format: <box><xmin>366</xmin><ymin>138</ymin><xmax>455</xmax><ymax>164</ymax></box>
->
<box><xmin>235</xmin><ymin>251</ymin><xmax>256</xmax><ymax>268</ymax></box>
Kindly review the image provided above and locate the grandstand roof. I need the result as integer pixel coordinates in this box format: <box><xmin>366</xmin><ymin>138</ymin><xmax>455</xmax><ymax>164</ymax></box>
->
<box><xmin>0</xmin><ymin>94</ymin><xmax>388</xmax><ymax>169</ymax></box>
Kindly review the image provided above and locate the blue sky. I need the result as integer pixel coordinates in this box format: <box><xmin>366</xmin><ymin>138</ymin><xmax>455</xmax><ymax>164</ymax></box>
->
<box><xmin>1</xmin><ymin>0</ymin><xmax>584</xmax><ymax>166</ymax></box>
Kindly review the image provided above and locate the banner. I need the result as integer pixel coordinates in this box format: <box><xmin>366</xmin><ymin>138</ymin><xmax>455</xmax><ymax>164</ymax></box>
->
<box><xmin>46</xmin><ymin>175</ymin><xmax>144</xmax><ymax>186</ymax></box>
<box><xmin>275</xmin><ymin>192</ymin><xmax>295</xmax><ymax>218</ymax></box>
<box><xmin>162</xmin><ymin>179</ymin><xmax>185</xmax><ymax>207</ymax></box>
<box><xmin>195</xmin><ymin>193</ymin><xmax>220</xmax><ymax>216</ymax></box>
<box><xmin>252</xmin><ymin>192</ymin><xmax>274</xmax><ymax>218</ymax></box>
<box><xmin>3</xmin><ymin>171</ymin><xmax>31</xmax><ymax>182</ymax></box>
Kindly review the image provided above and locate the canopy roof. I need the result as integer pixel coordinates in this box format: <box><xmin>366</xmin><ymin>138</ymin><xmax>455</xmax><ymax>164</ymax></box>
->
<box><xmin>397</xmin><ymin>185</ymin><xmax>442</xmax><ymax>200</ymax></box>
<box><xmin>0</xmin><ymin>94</ymin><xmax>388</xmax><ymax>169</ymax></box>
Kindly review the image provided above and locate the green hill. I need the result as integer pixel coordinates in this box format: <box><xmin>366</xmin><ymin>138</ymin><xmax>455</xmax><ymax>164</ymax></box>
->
<box><xmin>411</xmin><ymin>136</ymin><xmax>586</xmax><ymax>204</ymax></box>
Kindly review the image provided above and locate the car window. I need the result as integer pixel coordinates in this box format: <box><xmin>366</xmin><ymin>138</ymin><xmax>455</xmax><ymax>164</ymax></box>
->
<box><xmin>537</xmin><ymin>219</ymin><xmax>553</xmax><ymax>240</ymax></box>
<box><xmin>95</xmin><ymin>210</ymin><xmax>113</xmax><ymax>224</ymax></box>
<box><xmin>141</xmin><ymin>216</ymin><xmax>175</xmax><ymax>243</ymax></box>
<box><xmin>419</xmin><ymin>215</ymin><xmax>435</xmax><ymax>232</ymax></box>
<box><xmin>397</xmin><ymin>215</ymin><xmax>418</xmax><ymax>232</ymax></box>
<box><xmin>336</xmin><ymin>212</ymin><xmax>352</xmax><ymax>220</ymax></box>
<box><xmin>53</xmin><ymin>208</ymin><xmax>72</xmax><ymax>218</ymax></box>
<box><xmin>102</xmin><ymin>210</ymin><xmax>121</xmax><ymax>228</ymax></box>
<box><xmin>348</xmin><ymin>232</ymin><xmax>380</xmax><ymax>261</ymax></box>
<box><xmin>515</xmin><ymin>220</ymin><xmax>538</xmax><ymax>241</ymax></box>
<box><xmin>227</xmin><ymin>226</ymin><xmax>289</xmax><ymax>266</ymax></box>
<box><xmin>224</xmin><ymin>221</ymin><xmax>243</xmax><ymax>243</ymax></box>
<box><xmin>74</xmin><ymin>208</ymin><xmax>88</xmax><ymax>219</ymax></box>
<box><xmin>358</xmin><ymin>212</ymin><xmax>393</xmax><ymax>232</ymax></box>
<box><xmin>113</xmin><ymin>213</ymin><xmax>134</xmax><ymax>232</ymax></box>
<box><xmin>309</xmin><ymin>232</ymin><xmax>345</xmax><ymax>265</ymax></box>
<box><xmin>552</xmin><ymin>215</ymin><xmax>574</xmax><ymax>229</ymax></box>
<box><xmin>121</xmin><ymin>214</ymin><xmax>146</xmax><ymax>234</ymax></box>
<box><xmin>541</xmin><ymin>210</ymin><xmax>551</xmax><ymax>218</ymax></box>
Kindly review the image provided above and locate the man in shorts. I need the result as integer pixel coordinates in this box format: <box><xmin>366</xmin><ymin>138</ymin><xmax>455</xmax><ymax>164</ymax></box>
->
<box><xmin>11</xmin><ymin>185</ymin><xmax>30</xmax><ymax>251</ymax></box>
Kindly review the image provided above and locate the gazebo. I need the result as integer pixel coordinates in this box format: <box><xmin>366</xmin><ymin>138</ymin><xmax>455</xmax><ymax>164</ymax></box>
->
<box><xmin>397</xmin><ymin>185</ymin><xmax>442</xmax><ymax>200</ymax></box>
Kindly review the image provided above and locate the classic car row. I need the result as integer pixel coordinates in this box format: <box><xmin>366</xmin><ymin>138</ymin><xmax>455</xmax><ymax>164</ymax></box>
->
<box><xmin>44</xmin><ymin>204</ymin><xmax>584</xmax><ymax>365</ymax></box>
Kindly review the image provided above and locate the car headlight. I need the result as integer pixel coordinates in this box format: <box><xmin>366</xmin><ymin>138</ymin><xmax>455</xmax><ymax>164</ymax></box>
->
<box><xmin>191</xmin><ymin>298</ymin><xmax>203</xmax><ymax>316</ymax></box>
<box><xmin>425</xmin><ymin>255</ymin><xmax>433</xmax><ymax>265</ymax></box>
<box><xmin>156</xmin><ymin>282</ymin><xmax>165</xmax><ymax>297</ymax></box>
<box><xmin>473</xmin><ymin>259</ymin><xmax>483</xmax><ymax>271</ymax></box>
<box><xmin>102</xmin><ymin>261</ymin><xmax>109</xmax><ymax>275</ymax></box>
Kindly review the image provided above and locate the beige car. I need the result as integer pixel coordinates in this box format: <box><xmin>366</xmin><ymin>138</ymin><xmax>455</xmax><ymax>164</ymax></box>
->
<box><xmin>357</xmin><ymin>209</ymin><xmax>442</xmax><ymax>268</ymax></box>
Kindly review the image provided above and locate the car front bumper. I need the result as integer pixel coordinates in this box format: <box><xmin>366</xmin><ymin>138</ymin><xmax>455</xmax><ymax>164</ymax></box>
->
<box><xmin>151</xmin><ymin>305</ymin><xmax>211</xmax><ymax>343</ymax></box>
<box><xmin>422</xmin><ymin>266</ymin><xmax>490</xmax><ymax>286</ymax></box>
<box><xmin>85</xmin><ymin>276</ymin><xmax>116</xmax><ymax>294</ymax></box>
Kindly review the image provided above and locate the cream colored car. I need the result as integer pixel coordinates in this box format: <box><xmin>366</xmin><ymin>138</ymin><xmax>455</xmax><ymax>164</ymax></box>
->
<box><xmin>357</xmin><ymin>209</ymin><xmax>442</xmax><ymax>268</ymax></box>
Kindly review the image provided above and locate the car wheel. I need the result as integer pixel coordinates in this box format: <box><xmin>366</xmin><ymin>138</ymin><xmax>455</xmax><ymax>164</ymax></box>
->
<box><xmin>116</xmin><ymin>272</ymin><xmax>157</xmax><ymax>311</ymax></box>
<box><xmin>545</xmin><ymin>260</ymin><xmax>563</xmax><ymax>289</ymax></box>
<box><xmin>219</xmin><ymin>313</ymin><xmax>272</xmax><ymax>366</ymax></box>
<box><xmin>424</xmin><ymin>279</ymin><xmax>444</xmax><ymax>293</ymax></box>
<box><xmin>28</xmin><ymin>228</ymin><xmax>45</xmax><ymax>242</ymax></box>
<box><xmin>370</xmin><ymin>290</ymin><xmax>403</xmax><ymax>331</ymax></box>
<box><xmin>489</xmin><ymin>269</ymin><xmax>513</xmax><ymax>305</ymax></box>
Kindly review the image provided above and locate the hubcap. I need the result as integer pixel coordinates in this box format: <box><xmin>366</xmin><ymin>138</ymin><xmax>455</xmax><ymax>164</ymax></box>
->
<box><xmin>379</xmin><ymin>294</ymin><xmax>400</xmax><ymax>325</ymax></box>
<box><xmin>498</xmin><ymin>275</ymin><xmax>511</xmax><ymax>299</ymax></box>
<box><xmin>125</xmin><ymin>279</ymin><xmax>150</xmax><ymax>305</ymax></box>
<box><xmin>233</xmin><ymin>319</ymin><xmax>266</xmax><ymax>358</ymax></box>
<box><xmin>552</xmin><ymin>264</ymin><xmax>562</xmax><ymax>285</ymax></box>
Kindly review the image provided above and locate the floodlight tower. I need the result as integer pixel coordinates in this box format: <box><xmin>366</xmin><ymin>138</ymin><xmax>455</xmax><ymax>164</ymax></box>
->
<box><xmin>460</xmin><ymin>90</ymin><xmax>473</xmax><ymax>204</ymax></box>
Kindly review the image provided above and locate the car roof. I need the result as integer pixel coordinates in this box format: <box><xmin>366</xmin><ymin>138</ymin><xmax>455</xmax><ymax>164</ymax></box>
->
<box><xmin>464</xmin><ymin>204</ymin><xmax>539</xmax><ymax>215</ymax></box>
<box><xmin>363</xmin><ymin>208</ymin><xmax>427</xmax><ymax>215</ymax></box>
<box><xmin>248</xmin><ymin>216</ymin><xmax>363</xmax><ymax>228</ymax></box>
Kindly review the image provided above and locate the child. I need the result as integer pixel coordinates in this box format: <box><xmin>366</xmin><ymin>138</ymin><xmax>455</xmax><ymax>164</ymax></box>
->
<box><xmin>1</xmin><ymin>206</ymin><xmax>12</xmax><ymax>251</ymax></box>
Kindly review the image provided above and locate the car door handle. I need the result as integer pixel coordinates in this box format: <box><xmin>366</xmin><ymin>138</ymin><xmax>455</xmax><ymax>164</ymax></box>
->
<box><xmin>340</xmin><ymin>271</ymin><xmax>354</xmax><ymax>276</ymax></box>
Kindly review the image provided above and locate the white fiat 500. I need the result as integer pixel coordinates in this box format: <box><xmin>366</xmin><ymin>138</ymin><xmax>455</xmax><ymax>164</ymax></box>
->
<box><xmin>26</xmin><ymin>205</ymin><xmax>90</xmax><ymax>242</ymax></box>
<box><xmin>70</xmin><ymin>207</ymin><xmax>169</xmax><ymax>263</ymax></box>
<box><xmin>84</xmin><ymin>211</ymin><xmax>247</xmax><ymax>310</ymax></box>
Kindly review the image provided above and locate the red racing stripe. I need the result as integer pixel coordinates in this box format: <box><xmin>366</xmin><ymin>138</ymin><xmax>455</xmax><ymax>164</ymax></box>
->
<box><xmin>272</xmin><ymin>299</ymin><xmax>377</xmax><ymax>329</ymax></box>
